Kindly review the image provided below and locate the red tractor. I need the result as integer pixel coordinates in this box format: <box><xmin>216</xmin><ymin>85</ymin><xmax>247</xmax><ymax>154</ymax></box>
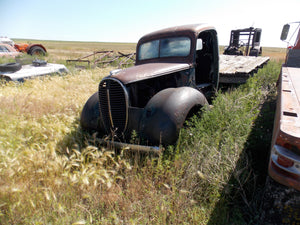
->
<box><xmin>0</xmin><ymin>37</ymin><xmax>47</xmax><ymax>56</ymax></box>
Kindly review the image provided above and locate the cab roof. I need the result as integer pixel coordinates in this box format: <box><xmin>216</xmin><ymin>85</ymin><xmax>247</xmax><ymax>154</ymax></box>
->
<box><xmin>138</xmin><ymin>23</ymin><xmax>216</xmax><ymax>43</ymax></box>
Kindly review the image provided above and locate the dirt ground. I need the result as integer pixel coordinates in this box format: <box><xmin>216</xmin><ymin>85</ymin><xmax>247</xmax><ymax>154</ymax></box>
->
<box><xmin>260</xmin><ymin>177</ymin><xmax>300</xmax><ymax>224</ymax></box>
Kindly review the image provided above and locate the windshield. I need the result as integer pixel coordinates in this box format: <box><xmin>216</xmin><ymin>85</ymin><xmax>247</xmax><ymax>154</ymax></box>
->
<box><xmin>138</xmin><ymin>37</ymin><xmax>191</xmax><ymax>60</ymax></box>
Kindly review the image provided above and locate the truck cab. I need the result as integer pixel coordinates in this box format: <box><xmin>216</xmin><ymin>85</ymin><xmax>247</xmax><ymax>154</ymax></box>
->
<box><xmin>80</xmin><ymin>24</ymin><xmax>219</xmax><ymax>151</ymax></box>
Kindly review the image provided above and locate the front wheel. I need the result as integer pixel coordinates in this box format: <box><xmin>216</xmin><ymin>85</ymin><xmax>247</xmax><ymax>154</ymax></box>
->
<box><xmin>140</xmin><ymin>87</ymin><xmax>208</xmax><ymax>146</ymax></box>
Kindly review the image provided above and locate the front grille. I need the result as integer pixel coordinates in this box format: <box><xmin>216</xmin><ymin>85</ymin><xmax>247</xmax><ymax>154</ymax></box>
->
<box><xmin>99</xmin><ymin>78</ymin><xmax>128</xmax><ymax>136</ymax></box>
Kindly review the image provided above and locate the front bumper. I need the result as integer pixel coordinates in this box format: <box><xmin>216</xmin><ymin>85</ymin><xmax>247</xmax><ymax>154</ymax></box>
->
<box><xmin>97</xmin><ymin>139</ymin><xmax>163</xmax><ymax>155</ymax></box>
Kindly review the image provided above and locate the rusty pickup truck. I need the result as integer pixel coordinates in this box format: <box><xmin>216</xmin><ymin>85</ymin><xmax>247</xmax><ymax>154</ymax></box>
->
<box><xmin>80</xmin><ymin>24</ymin><xmax>268</xmax><ymax>153</ymax></box>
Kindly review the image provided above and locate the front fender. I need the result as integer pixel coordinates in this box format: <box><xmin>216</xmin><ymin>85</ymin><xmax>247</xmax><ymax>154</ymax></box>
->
<box><xmin>139</xmin><ymin>87</ymin><xmax>208</xmax><ymax>145</ymax></box>
<box><xmin>80</xmin><ymin>92</ymin><xmax>105</xmax><ymax>134</ymax></box>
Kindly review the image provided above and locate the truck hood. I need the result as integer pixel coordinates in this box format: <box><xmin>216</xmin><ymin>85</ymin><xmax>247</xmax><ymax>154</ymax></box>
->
<box><xmin>110</xmin><ymin>63</ymin><xmax>191</xmax><ymax>84</ymax></box>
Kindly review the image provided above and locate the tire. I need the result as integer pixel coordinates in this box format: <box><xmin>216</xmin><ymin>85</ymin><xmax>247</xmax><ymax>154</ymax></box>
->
<box><xmin>0</xmin><ymin>63</ymin><xmax>22</xmax><ymax>73</ymax></box>
<box><xmin>29</xmin><ymin>46</ymin><xmax>46</xmax><ymax>56</ymax></box>
<box><xmin>249</xmin><ymin>49</ymin><xmax>259</xmax><ymax>57</ymax></box>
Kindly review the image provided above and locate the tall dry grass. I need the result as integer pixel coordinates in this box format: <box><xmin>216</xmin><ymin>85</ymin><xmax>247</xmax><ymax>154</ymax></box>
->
<box><xmin>0</xmin><ymin>67</ymin><xmax>201</xmax><ymax>224</ymax></box>
<box><xmin>0</xmin><ymin>68</ymin><xmax>123</xmax><ymax>224</ymax></box>
<box><xmin>0</xmin><ymin>40</ymin><xmax>284</xmax><ymax>224</ymax></box>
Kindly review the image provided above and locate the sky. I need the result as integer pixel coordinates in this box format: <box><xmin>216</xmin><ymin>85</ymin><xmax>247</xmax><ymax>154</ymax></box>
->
<box><xmin>1</xmin><ymin>0</ymin><xmax>300</xmax><ymax>48</ymax></box>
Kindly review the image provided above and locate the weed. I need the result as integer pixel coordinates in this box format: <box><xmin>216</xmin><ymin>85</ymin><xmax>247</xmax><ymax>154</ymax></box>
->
<box><xmin>178</xmin><ymin>60</ymin><xmax>280</xmax><ymax>224</ymax></box>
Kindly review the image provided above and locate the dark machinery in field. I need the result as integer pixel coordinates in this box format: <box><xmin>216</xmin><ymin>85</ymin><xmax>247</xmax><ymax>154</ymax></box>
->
<box><xmin>223</xmin><ymin>27</ymin><xmax>262</xmax><ymax>56</ymax></box>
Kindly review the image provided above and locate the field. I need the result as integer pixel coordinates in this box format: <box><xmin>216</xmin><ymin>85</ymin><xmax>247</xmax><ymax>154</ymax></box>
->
<box><xmin>0</xmin><ymin>40</ymin><xmax>285</xmax><ymax>224</ymax></box>
<box><xmin>13</xmin><ymin>38</ymin><xmax>287</xmax><ymax>62</ymax></box>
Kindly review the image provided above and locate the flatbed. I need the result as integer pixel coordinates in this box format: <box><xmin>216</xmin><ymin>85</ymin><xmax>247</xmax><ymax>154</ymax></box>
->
<box><xmin>219</xmin><ymin>55</ymin><xmax>270</xmax><ymax>83</ymax></box>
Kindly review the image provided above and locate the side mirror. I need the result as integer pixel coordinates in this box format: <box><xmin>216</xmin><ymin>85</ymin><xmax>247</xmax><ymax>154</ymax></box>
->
<box><xmin>196</xmin><ymin>39</ymin><xmax>203</xmax><ymax>50</ymax></box>
<box><xmin>281</xmin><ymin>24</ymin><xmax>290</xmax><ymax>41</ymax></box>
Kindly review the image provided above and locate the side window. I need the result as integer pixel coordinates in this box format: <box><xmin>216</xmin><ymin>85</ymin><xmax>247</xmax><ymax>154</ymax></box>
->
<box><xmin>196</xmin><ymin>38</ymin><xmax>203</xmax><ymax>51</ymax></box>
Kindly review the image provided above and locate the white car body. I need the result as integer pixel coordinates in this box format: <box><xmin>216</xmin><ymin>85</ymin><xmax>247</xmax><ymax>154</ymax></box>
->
<box><xmin>0</xmin><ymin>43</ymin><xmax>20</xmax><ymax>57</ymax></box>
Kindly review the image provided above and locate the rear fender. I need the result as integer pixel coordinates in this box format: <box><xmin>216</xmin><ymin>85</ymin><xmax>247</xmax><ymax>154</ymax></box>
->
<box><xmin>26</xmin><ymin>44</ymin><xmax>47</xmax><ymax>53</ymax></box>
<box><xmin>139</xmin><ymin>87</ymin><xmax>208</xmax><ymax>145</ymax></box>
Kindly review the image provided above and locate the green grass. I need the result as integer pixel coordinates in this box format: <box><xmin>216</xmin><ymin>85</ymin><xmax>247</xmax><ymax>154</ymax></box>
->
<box><xmin>0</xmin><ymin>40</ymin><xmax>282</xmax><ymax>224</ymax></box>
<box><xmin>178</xmin><ymin>60</ymin><xmax>280</xmax><ymax>224</ymax></box>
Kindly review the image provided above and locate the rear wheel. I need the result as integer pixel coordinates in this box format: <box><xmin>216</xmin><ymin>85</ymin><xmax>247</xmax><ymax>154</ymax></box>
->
<box><xmin>29</xmin><ymin>46</ymin><xmax>46</xmax><ymax>56</ymax></box>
